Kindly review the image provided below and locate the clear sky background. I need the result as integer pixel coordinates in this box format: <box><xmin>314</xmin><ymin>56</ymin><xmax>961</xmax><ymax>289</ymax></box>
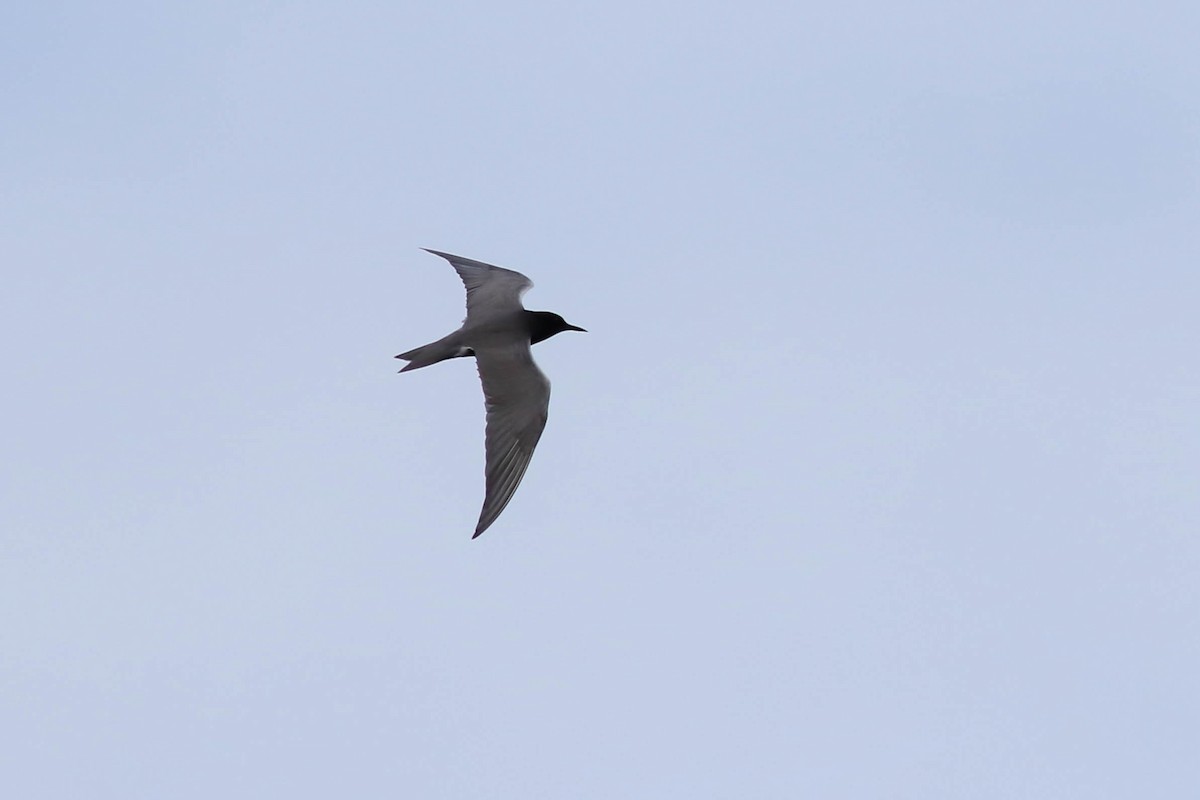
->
<box><xmin>3</xmin><ymin>2</ymin><xmax>1198</xmax><ymax>797</ymax></box>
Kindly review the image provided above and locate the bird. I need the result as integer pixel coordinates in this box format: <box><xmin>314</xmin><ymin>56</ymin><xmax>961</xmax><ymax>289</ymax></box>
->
<box><xmin>396</xmin><ymin>249</ymin><xmax>586</xmax><ymax>538</ymax></box>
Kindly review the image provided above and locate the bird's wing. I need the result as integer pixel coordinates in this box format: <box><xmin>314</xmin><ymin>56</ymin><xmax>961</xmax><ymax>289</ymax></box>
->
<box><xmin>423</xmin><ymin>249</ymin><xmax>533</xmax><ymax>324</ymax></box>
<box><xmin>472</xmin><ymin>341</ymin><xmax>551</xmax><ymax>538</ymax></box>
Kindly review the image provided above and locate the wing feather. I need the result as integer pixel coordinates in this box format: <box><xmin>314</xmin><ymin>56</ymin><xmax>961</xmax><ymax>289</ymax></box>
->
<box><xmin>423</xmin><ymin>249</ymin><xmax>533</xmax><ymax>324</ymax></box>
<box><xmin>472</xmin><ymin>341</ymin><xmax>551</xmax><ymax>538</ymax></box>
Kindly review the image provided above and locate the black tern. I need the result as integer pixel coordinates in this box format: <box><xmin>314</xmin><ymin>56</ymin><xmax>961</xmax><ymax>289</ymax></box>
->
<box><xmin>396</xmin><ymin>249</ymin><xmax>585</xmax><ymax>538</ymax></box>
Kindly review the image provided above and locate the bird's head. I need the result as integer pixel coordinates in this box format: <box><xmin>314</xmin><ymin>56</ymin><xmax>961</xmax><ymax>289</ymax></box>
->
<box><xmin>526</xmin><ymin>311</ymin><xmax>587</xmax><ymax>345</ymax></box>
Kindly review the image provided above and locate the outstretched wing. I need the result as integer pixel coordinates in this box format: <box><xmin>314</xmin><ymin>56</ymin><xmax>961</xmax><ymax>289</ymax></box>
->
<box><xmin>423</xmin><ymin>249</ymin><xmax>533</xmax><ymax>324</ymax></box>
<box><xmin>472</xmin><ymin>341</ymin><xmax>551</xmax><ymax>538</ymax></box>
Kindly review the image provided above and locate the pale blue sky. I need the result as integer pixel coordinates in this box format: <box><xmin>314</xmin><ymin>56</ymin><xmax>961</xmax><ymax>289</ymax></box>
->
<box><xmin>3</xmin><ymin>2</ymin><xmax>1198</xmax><ymax>797</ymax></box>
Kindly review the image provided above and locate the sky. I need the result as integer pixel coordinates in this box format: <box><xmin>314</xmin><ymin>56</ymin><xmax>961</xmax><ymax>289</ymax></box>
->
<box><xmin>2</xmin><ymin>1</ymin><xmax>1198</xmax><ymax>797</ymax></box>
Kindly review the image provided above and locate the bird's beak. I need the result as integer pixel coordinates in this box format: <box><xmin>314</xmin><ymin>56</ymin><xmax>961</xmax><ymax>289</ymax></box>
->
<box><xmin>566</xmin><ymin>324</ymin><xmax>587</xmax><ymax>332</ymax></box>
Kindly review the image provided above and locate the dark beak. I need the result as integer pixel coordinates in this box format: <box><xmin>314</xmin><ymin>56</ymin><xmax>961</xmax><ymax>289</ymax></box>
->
<box><xmin>566</xmin><ymin>324</ymin><xmax>587</xmax><ymax>333</ymax></box>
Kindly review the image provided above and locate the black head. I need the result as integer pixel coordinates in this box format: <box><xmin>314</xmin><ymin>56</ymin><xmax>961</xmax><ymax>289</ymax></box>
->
<box><xmin>525</xmin><ymin>310</ymin><xmax>587</xmax><ymax>345</ymax></box>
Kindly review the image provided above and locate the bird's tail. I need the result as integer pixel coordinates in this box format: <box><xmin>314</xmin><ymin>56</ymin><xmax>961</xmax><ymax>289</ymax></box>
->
<box><xmin>394</xmin><ymin>335</ymin><xmax>472</xmax><ymax>372</ymax></box>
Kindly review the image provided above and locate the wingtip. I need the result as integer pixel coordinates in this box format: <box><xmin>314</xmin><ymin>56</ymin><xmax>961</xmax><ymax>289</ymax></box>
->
<box><xmin>472</xmin><ymin>516</ymin><xmax>494</xmax><ymax>539</ymax></box>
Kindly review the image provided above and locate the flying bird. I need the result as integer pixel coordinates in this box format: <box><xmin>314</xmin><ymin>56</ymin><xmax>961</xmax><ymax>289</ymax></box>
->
<box><xmin>396</xmin><ymin>249</ymin><xmax>586</xmax><ymax>538</ymax></box>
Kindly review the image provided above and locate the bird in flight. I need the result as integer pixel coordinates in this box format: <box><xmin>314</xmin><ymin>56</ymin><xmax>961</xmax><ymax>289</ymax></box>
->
<box><xmin>396</xmin><ymin>249</ymin><xmax>586</xmax><ymax>538</ymax></box>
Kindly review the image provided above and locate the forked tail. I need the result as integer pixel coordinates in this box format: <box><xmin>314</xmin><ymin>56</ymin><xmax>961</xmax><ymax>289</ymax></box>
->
<box><xmin>394</xmin><ymin>335</ymin><xmax>473</xmax><ymax>372</ymax></box>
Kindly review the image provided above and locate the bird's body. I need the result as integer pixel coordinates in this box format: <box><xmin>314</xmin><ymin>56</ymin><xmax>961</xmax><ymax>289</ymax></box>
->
<box><xmin>396</xmin><ymin>249</ymin><xmax>585</xmax><ymax>538</ymax></box>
